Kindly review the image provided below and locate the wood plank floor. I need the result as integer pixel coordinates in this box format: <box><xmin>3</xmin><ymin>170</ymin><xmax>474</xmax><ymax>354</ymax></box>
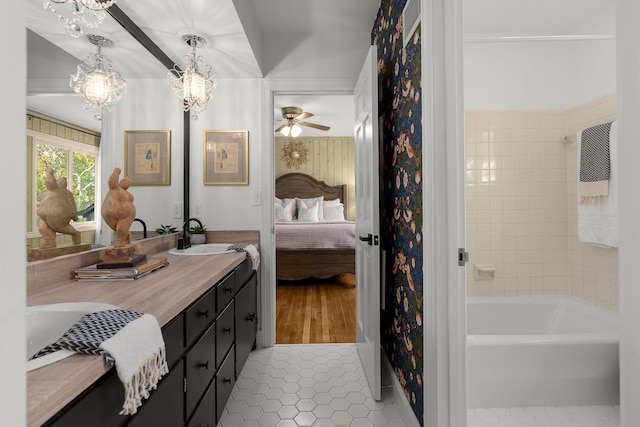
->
<box><xmin>276</xmin><ymin>273</ymin><xmax>356</xmax><ymax>344</ymax></box>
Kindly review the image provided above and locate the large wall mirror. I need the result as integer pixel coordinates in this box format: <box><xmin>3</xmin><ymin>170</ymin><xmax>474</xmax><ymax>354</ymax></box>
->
<box><xmin>25</xmin><ymin>2</ymin><xmax>167</xmax><ymax>261</ymax></box>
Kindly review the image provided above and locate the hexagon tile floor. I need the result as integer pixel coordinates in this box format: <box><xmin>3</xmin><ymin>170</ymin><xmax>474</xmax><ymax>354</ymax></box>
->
<box><xmin>217</xmin><ymin>344</ymin><xmax>405</xmax><ymax>427</ymax></box>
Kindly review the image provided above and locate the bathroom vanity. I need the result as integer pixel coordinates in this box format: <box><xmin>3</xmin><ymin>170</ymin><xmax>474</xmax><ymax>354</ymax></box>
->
<box><xmin>26</xmin><ymin>231</ymin><xmax>259</xmax><ymax>427</ymax></box>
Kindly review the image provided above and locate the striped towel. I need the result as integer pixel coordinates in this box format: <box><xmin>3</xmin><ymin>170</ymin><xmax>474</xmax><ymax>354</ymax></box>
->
<box><xmin>31</xmin><ymin>309</ymin><xmax>168</xmax><ymax>415</ymax></box>
<box><xmin>579</xmin><ymin>122</ymin><xmax>613</xmax><ymax>205</ymax></box>
<box><xmin>227</xmin><ymin>243</ymin><xmax>260</xmax><ymax>270</ymax></box>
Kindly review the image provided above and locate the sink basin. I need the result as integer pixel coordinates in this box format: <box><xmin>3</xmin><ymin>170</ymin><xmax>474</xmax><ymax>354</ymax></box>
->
<box><xmin>168</xmin><ymin>243</ymin><xmax>236</xmax><ymax>256</ymax></box>
<box><xmin>27</xmin><ymin>302</ymin><xmax>118</xmax><ymax>372</ymax></box>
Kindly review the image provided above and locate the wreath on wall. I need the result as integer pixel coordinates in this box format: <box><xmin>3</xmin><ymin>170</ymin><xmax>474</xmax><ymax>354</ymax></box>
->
<box><xmin>280</xmin><ymin>140</ymin><xmax>310</xmax><ymax>170</ymax></box>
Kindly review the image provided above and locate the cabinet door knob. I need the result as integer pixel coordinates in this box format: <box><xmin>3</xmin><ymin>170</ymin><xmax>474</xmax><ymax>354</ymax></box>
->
<box><xmin>198</xmin><ymin>361</ymin><xmax>209</xmax><ymax>370</ymax></box>
<box><xmin>224</xmin><ymin>287</ymin><xmax>233</xmax><ymax>293</ymax></box>
<box><xmin>197</xmin><ymin>309</ymin><xmax>209</xmax><ymax>318</ymax></box>
<box><xmin>223</xmin><ymin>378</ymin><xmax>231</xmax><ymax>384</ymax></box>
<box><xmin>223</xmin><ymin>327</ymin><xmax>232</xmax><ymax>333</ymax></box>
<box><xmin>247</xmin><ymin>313</ymin><xmax>256</xmax><ymax>322</ymax></box>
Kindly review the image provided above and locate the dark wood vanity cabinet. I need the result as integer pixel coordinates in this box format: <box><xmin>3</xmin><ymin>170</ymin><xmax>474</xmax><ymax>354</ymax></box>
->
<box><xmin>45</xmin><ymin>257</ymin><xmax>258</xmax><ymax>427</ymax></box>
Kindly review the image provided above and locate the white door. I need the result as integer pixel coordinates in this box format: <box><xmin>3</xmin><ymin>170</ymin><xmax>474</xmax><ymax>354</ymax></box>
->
<box><xmin>354</xmin><ymin>45</ymin><xmax>381</xmax><ymax>401</ymax></box>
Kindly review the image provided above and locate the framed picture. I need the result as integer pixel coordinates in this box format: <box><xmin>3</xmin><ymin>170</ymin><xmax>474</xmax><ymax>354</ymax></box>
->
<box><xmin>124</xmin><ymin>130</ymin><xmax>171</xmax><ymax>186</ymax></box>
<box><xmin>203</xmin><ymin>130</ymin><xmax>249</xmax><ymax>185</ymax></box>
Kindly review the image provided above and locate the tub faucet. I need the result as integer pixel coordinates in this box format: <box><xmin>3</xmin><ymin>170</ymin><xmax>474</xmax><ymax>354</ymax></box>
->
<box><xmin>132</xmin><ymin>217</ymin><xmax>147</xmax><ymax>239</ymax></box>
<box><xmin>178</xmin><ymin>218</ymin><xmax>203</xmax><ymax>249</ymax></box>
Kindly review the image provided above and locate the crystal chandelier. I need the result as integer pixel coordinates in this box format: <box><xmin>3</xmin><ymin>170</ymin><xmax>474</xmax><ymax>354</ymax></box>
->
<box><xmin>168</xmin><ymin>34</ymin><xmax>217</xmax><ymax>120</ymax></box>
<box><xmin>70</xmin><ymin>34</ymin><xmax>126</xmax><ymax>119</ymax></box>
<box><xmin>43</xmin><ymin>0</ymin><xmax>116</xmax><ymax>38</ymax></box>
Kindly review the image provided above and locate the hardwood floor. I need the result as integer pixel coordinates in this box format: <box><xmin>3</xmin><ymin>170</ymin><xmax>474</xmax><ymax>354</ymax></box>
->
<box><xmin>276</xmin><ymin>273</ymin><xmax>356</xmax><ymax>344</ymax></box>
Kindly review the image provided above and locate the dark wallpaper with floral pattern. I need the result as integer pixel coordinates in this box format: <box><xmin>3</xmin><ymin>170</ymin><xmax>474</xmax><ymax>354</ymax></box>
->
<box><xmin>372</xmin><ymin>0</ymin><xmax>424</xmax><ymax>424</ymax></box>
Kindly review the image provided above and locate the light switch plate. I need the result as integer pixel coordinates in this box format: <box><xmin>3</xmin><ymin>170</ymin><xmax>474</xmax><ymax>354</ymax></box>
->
<box><xmin>172</xmin><ymin>203</ymin><xmax>182</xmax><ymax>219</ymax></box>
<box><xmin>193</xmin><ymin>203</ymin><xmax>202</xmax><ymax>218</ymax></box>
<box><xmin>252</xmin><ymin>191</ymin><xmax>261</xmax><ymax>206</ymax></box>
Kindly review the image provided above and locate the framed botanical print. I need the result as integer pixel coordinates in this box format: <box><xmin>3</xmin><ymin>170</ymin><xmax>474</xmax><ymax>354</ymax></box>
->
<box><xmin>203</xmin><ymin>130</ymin><xmax>249</xmax><ymax>185</ymax></box>
<box><xmin>124</xmin><ymin>130</ymin><xmax>171</xmax><ymax>185</ymax></box>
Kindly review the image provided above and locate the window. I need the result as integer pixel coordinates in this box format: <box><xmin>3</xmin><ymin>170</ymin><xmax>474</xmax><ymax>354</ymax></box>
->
<box><xmin>27</xmin><ymin>130</ymin><xmax>99</xmax><ymax>234</ymax></box>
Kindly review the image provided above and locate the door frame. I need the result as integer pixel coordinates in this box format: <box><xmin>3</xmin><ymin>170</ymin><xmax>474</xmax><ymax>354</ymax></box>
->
<box><xmin>423</xmin><ymin>0</ymin><xmax>467</xmax><ymax>425</ymax></box>
<box><xmin>259</xmin><ymin>78</ymin><xmax>356</xmax><ymax>348</ymax></box>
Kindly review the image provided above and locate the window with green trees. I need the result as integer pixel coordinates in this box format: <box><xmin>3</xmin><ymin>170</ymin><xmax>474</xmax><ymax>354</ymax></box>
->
<box><xmin>28</xmin><ymin>131</ymin><xmax>98</xmax><ymax>232</ymax></box>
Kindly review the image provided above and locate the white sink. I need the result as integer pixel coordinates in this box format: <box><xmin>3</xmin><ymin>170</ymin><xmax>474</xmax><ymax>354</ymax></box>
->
<box><xmin>27</xmin><ymin>302</ymin><xmax>118</xmax><ymax>372</ymax></box>
<box><xmin>168</xmin><ymin>243</ymin><xmax>236</xmax><ymax>256</ymax></box>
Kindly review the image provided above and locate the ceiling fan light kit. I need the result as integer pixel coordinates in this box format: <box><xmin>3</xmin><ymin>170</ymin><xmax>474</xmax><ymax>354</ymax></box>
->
<box><xmin>168</xmin><ymin>33</ymin><xmax>217</xmax><ymax>120</ymax></box>
<box><xmin>275</xmin><ymin>106</ymin><xmax>331</xmax><ymax>137</ymax></box>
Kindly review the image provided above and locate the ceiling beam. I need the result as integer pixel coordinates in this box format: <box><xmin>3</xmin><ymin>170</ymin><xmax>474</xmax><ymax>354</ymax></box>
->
<box><xmin>106</xmin><ymin>4</ymin><xmax>180</xmax><ymax>72</ymax></box>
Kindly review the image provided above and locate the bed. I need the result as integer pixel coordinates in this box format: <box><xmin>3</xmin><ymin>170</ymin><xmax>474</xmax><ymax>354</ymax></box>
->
<box><xmin>275</xmin><ymin>172</ymin><xmax>356</xmax><ymax>280</ymax></box>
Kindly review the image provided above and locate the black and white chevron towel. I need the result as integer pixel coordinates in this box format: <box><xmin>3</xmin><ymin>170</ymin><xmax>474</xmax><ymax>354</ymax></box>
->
<box><xmin>32</xmin><ymin>308</ymin><xmax>168</xmax><ymax>415</ymax></box>
<box><xmin>580</xmin><ymin>121</ymin><xmax>613</xmax><ymax>204</ymax></box>
<box><xmin>227</xmin><ymin>243</ymin><xmax>260</xmax><ymax>270</ymax></box>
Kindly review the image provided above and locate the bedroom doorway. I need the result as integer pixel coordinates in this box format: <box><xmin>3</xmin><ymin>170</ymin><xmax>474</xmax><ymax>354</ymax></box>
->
<box><xmin>273</xmin><ymin>93</ymin><xmax>358</xmax><ymax>345</ymax></box>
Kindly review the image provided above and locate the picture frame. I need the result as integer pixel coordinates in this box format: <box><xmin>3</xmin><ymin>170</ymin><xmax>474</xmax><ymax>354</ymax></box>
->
<box><xmin>124</xmin><ymin>130</ymin><xmax>171</xmax><ymax>186</ymax></box>
<box><xmin>203</xmin><ymin>130</ymin><xmax>249</xmax><ymax>185</ymax></box>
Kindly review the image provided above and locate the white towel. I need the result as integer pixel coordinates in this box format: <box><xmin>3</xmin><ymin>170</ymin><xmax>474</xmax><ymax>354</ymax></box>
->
<box><xmin>31</xmin><ymin>309</ymin><xmax>169</xmax><ymax>416</ymax></box>
<box><xmin>577</xmin><ymin>121</ymin><xmax>618</xmax><ymax>247</ymax></box>
<box><xmin>100</xmin><ymin>314</ymin><xmax>169</xmax><ymax>415</ymax></box>
<box><xmin>227</xmin><ymin>243</ymin><xmax>261</xmax><ymax>270</ymax></box>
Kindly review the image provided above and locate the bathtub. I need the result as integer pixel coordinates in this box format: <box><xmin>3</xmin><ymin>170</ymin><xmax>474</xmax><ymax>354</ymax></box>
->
<box><xmin>466</xmin><ymin>295</ymin><xmax>619</xmax><ymax>408</ymax></box>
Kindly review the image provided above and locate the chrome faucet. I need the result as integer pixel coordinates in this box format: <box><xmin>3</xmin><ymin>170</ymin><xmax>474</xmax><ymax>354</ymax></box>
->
<box><xmin>178</xmin><ymin>218</ymin><xmax>203</xmax><ymax>249</ymax></box>
<box><xmin>132</xmin><ymin>217</ymin><xmax>147</xmax><ymax>239</ymax></box>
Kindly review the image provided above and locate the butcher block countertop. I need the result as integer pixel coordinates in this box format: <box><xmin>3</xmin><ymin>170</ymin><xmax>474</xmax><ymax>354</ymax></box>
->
<box><xmin>26</xmin><ymin>231</ymin><xmax>259</xmax><ymax>427</ymax></box>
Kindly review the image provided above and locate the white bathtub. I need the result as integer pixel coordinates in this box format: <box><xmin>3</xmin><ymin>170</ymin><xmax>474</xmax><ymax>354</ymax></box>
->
<box><xmin>467</xmin><ymin>295</ymin><xmax>619</xmax><ymax>408</ymax></box>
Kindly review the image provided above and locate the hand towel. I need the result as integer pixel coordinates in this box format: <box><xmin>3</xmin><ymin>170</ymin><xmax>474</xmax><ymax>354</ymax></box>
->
<box><xmin>579</xmin><ymin>121</ymin><xmax>613</xmax><ymax>205</ymax></box>
<box><xmin>577</xmin><ymin>121</ymin><xmax>618</xmax><ymax>247</ymax></box>
<box><xmin>31</xmin><ymin>309</ymin><xmax>168</xmax><ymax>415</ymax></box>
<box><xmin>227</xmin><ymin>243</ymin><xmax>260</xmax><ymax>270</ymax></box>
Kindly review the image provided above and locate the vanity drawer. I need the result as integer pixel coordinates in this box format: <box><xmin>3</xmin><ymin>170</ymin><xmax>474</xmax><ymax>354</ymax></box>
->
<box><xmin>185</xmin><ymin>322</ymin><xmax>216</xmax><ymax>417</ymax></box>
<box><xmin>235</xmin><ymin>256</ymin><xmax>254</xmax><ymax>288</ymax></box>
<box><xmin>215</xmin><ymin>273</ymin><xmax>235</xmax><ymax>313</ymax></box>
<box><xmin>216</xmin><ymin>300</ymin><xmax>235</xmax><ymax>369</ymax></box>
<box><xmin>128</xmin><ymin>359</ymin><xmax>184</xmax><ymax>427</ymax></box>
<box><xmin>215</xmin><ymin>347</ymin><xmax>235</xmax><ymax>424</ymax></box>
<box><xmin>186</xmin><ymin>379</ymin><xmax>216</xmax><ymax>427</ymax></box>
<box><xmin>162</xmin><ymin>313</ymin><xmax>184</xmax><ymax>369</ymax></box>
<box><xmin>185</xmin><ymin>287</ymin><xmax>215</xmax><ymax>347</ymax></box>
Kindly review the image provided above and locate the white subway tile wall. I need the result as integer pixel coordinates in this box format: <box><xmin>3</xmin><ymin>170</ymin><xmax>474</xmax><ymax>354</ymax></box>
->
<box><xmin>465</xmin><ymin>94</ymin><xmax>618</xmax><ymax>311</ymax></box>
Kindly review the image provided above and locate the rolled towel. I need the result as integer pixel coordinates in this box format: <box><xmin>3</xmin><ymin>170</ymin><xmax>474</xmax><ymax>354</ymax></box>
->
<box><xmin>227</xmin><ymin>243</ymin><xmax>260</xmax><ymax>270</ymax></box>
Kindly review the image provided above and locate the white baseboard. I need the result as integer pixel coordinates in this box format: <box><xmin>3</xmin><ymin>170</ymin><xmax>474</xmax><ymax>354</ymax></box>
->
<box><xmin>383</xmin><ymin>353</ymin><xmax>421</xmax><ymax>427</ymax></box>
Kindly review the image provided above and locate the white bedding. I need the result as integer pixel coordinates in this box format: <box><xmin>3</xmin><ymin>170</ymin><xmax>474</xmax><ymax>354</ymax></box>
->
<box><xmin>275</xmin><ymin>220</ymin><xmax>356</xmax><ymax>249</ymax></box>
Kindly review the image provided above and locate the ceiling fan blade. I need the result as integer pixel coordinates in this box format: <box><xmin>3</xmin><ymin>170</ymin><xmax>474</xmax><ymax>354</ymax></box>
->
<box><xmin>274</xmin><ymin>123</ymin><xmax>288</xmax><ymax>132</ymax></box>
<box><xmin>299</xmin><ymin>121</ymin><xmax>331</xmax><ymax>131</ymax></box>
<box><xmin>295</xmin><ymin>112</ymin><xmax>314</xmax><ymax>120</ymax></box>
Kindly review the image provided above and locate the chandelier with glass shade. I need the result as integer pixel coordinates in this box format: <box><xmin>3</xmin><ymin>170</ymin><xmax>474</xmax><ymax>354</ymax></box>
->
<box><xmin>43</xmin><ymin>0</ymin><xmax>116</xmax><ymax>38</ymax></box>
<box><xmin>168</xmin><ymin>33</ymin><xmax>217</xmax><ymax>120</ymax></box>
<box><xmin>70</xmin><ymin>34</ymin><xmax>127</xmax><ymax>119</ymax></box>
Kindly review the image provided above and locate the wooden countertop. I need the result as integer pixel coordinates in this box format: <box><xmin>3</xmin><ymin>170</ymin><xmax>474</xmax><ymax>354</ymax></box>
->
<box><xmin>26</xmin><ymin>231</ymin><xmax>259</xmax><ymax>427</ymax></box>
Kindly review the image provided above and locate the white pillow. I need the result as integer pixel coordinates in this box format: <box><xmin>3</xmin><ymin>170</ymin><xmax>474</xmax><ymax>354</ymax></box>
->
<box><xmin>296</xmin><ymin>196</ymin><xmax>324</xmax><ymax>220</ymax></box>
<box><xmin>275</xmin><ymin>199</ymin><xmax>294</xmax><ymax>222</ymax></box>
<box><xmin>276</xmin><ymin>197</ymin><xmax>297</xmax><ymax>218</ymax></box>
<box><xmin>323</xmin><ymin>198</ymin><xmax>341</xmax><ymax>210</ymax></box>
<box><xmin>297</xmin><ymin>200</ymin><xmax>320</xmax><ymax>222</ymax></box>
<box><xmin>323</xmin><ymin>203</ymin><xmax>345</xmax><ymax>221</ymax></box>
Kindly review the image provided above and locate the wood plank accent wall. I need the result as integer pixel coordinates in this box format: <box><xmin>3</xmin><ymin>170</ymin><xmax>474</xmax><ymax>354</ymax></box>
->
<box><xmin>275</xmin><ymin>137</ymin><xmax>355</xmax><ymax>220</ymax></box>
<box><xmin>26</xmin><ymin>110</ymin><xmax>101</xmax><ymax>147</ymax></box>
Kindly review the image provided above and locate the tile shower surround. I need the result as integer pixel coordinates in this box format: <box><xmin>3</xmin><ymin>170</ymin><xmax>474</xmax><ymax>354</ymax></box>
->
<box><xmin>465</xmin><ymin>94</ymin><xmax>618</xmax><ymax>311</ymax></box>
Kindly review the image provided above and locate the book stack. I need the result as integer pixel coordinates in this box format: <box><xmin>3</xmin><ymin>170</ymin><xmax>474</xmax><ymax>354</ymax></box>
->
<box><xmin>75</xmin><ymin>257</ymin><xmax>169</xmax><ymax>281</ymax></box>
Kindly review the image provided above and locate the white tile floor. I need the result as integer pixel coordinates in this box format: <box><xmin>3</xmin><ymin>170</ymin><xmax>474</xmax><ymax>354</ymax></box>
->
<box><xmin>218</xmin><ymin>344</ymin><xmax>620</xmax><ymax>427</ymax></box>
<box><xmin>468</xmin><ymin>406</ymin><xmax>620</xmax><ymax>427</ymax></box>
<box><xmin>217</xmin><ymin>344</ymin><xmax>405</xmax><ymax>427</ymax></box>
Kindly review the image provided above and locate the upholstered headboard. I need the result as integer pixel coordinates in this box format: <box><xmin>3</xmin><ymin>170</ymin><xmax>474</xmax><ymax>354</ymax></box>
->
<box><xmin>275</xmin><ymin>173</ymin><xmax>348</xmax><ymax>216</ymax></box>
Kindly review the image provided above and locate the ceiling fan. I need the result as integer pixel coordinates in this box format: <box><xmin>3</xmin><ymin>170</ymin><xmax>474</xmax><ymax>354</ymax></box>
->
<box><xmin>275</xmin><ymin>106</ymin><xmax>331</xmax><ymax>137</ymax></box>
